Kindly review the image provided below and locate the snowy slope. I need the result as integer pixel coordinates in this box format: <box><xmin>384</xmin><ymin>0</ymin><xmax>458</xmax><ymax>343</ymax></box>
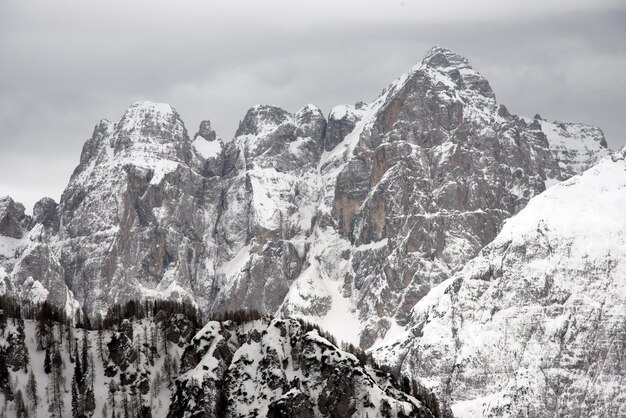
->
<box><xmin>0</xmin><ymin>311</ymin><xmax>446</xmax><ymax>418</ymax></box>
<box><xmin>372</xmin><ymin>149</ymin><xmax>626</xmax><ymax>417</ymax></box>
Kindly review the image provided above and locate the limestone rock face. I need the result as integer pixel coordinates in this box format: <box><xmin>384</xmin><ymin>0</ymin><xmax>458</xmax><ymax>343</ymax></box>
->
<box><xmin>52</xmin><ymin>101</ymin><xmax>220</xmax><ymax>317</ymax></box>
<box><xmin>33</xmin><ymin>197</ymin><xmax>58</xmax><ymax>230</ymax></box>
<box><xmin>372</xmin><ymin>154</ymin><xmax>626</xmax><ymax>417</ymax></box>
<box><xmin>0</xmin><ymin>195</ymin><xmax>78</xmax><ymax>312</ymax></box>
<box><xmin>196</xmin><ymin>119</ymin><xmax>217</xmax><ymax>142</ymax></box>
<box><xmin>279</xmin><ymin>46</ymin><xmax>609</xmax><ymax>348</ymax></box>
<box><xmin>0</xmin><ymin>196</ymin><xmax>29</xmax><ymax>239</ymax></box>
<box><xmin>324</xmin><ymin>103</ymin><xmax>365</xmax><ymax>151</ymax></box>
<box><xmin>208</xmin><ymin>104</ymin><xmax>325</xmax><ymax>315</ymax></box>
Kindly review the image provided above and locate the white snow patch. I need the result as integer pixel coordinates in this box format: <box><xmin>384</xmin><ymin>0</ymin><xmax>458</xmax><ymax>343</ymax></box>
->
<box><xmin>355</xmin><ymin>238</ymin><xmax>388</xmax><ymax>252</ymax></box>
<box><xmin>193</xmin><ymin>137</ymin><xmax>222</xmax><ymax>159</ymax></box>
<box><xmin>329</xmin><ymin>104</ymin><xmax>349</xmax><ymax>120</ymax></box>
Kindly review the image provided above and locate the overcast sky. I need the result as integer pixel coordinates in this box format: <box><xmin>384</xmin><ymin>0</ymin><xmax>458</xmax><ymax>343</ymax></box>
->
<box><xmin>1</xmin><ymin>0</ymin><xmax>625</xmax><ymax>212</ymax></box>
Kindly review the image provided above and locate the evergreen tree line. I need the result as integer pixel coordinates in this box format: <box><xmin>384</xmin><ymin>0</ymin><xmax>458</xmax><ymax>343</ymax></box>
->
<box><xmin>0</xmin><ymin>294</ymin><xmax>203</xmax><ymax>331</ymax></box>
<box><xmin>0</xmin><ymin>296</ymin><xmax>68</xmax><ymax>328</ymax></box>
<box><xmin>205</xmin><ymin>308</ymin><xmax>264</xmax><ymax>324</ymax></box>
<box><xmin>101</xmin><ymin>299</ymin><xmax>203</xmax><ymax>330</ymax></box>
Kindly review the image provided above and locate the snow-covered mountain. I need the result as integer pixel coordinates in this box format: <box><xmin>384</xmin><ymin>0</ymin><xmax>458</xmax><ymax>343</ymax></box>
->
<box><xmin>2</xmin><ymin>47</ymin><xmax>608</xmax><ymax>338</ymax></box>
<box><xmin>0</xmin><ymin>46</ymin><xmax>617</xmax><ymax>416</ymax></box>
<box><xmin>372</xmin><ymin>148</ymin><xmax>626</xmax><ymax>417</ymax></box>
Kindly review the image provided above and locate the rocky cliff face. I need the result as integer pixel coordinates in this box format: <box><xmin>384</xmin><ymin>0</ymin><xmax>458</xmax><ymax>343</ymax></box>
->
<box><xmin>169</xmin><ymin>317</ymin><xmax>437</xmax><ymax>418</ymax></box>
<box><xmin>0</xmin><ymin>196</ymin><xmax>79</xmax><ymax>313</ymax></box>
<box><xmin>278</xmin><ymin>46</ymin><xmax>609</xmax><ymax>348</ymax></box>
<box><xmin>1</xmin><ymin>47</ymin><xmax>610</xmax><ymax>344</ymax></box>
<box><xmin>206</xmin><ymin>104</ymin><xmax>326</xmax><ymax>316</ymax></box>
<box><xmin>50</xmin><ymin>101</ymin><xmax>218</xmax><ymax>317</ymax></box>
<box><xmin>372</xmin><ymin>148</ymin><xmax>626</xmax><ymax>417</ymax></box>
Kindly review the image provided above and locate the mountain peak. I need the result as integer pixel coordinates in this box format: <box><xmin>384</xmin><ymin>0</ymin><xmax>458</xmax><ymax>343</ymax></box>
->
<box><xmin>0</xmin><ymin>195</ymin><xmax>27</xmax><ymax>239</ymax></box>
<box><xmin>421</xmin><ymin>45</ymin><xmax>471</xmax><ymax>69</ymax></box>
<box><xmin>128</xmin><ymin>100</ymin><xmax>174</xmax><ymax>115</ymax></box>
<box><xmin>116</xmin><ymin>100</ymin><xmax>182</xmax><ymax>134</ymax></box>
<box><xmin>413</xmin><ymin>45</ymin><xmax>495</xmax><ymax>99</ymax></box>
<box><xmin>110</xmin><ymin>100</ymin><xmax>187</xmax><ymax>152</ymax></box>
<box><xmin>236</xmin><ymin>104</ymin><xmax>292</xmax><ymax>137</ymax></box>
<box><xmin>195</xmin><ymin>119</ymin><xmax>217</xmax><ymax>142</ymax></box>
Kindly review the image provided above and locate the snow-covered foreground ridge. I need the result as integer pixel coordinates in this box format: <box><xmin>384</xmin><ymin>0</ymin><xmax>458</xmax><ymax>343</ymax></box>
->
<box><xmin>372</xmin><ymin>148</ymin><xmax>626</xmax><ymax>417</ymax></box>
<box><xmin>0</xmin><ymin>298</ymin><xmax>447</xmax><ymax>418</ymax></box>
<box><xmin>169</xmin><ymin>316</ymin><xmax>447</xmax><ymax>417</ymax></box>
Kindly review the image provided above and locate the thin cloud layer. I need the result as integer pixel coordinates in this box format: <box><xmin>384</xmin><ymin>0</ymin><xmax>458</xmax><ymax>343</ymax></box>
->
<box><xmin>1</xmin><ymin>1</ymin><xmax>625</xmax><ymax>211</ymax></box>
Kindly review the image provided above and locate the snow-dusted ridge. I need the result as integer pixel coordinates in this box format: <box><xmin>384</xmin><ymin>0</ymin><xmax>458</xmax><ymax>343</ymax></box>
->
<box><xmin>372</xmin><ymin>152</ymin><xmax>626</xmax><ymax>417</ymax></box>
<box><xmin>169</xmin><ymin>317</ymin><xmax>443</xmax><ymax>417</ymax></box>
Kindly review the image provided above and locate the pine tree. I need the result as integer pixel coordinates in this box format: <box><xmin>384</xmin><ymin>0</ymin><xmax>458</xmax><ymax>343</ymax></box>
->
<box><xmin>74</xmin><ymin>342</ymin><xmax>83</xmax><ymax>390</ymax></box>
<box><xmin>25</xmin><ymin>370</ymin><xmax>38</xmax><ymax>409</ymax></box>
<box><xmin>107</xmin><ymin>381</ymin><xmax>118</xmax><ymax>416</ymax></box>
<box><xmin>44</xmin><ymin>347</ymin><xmax>52</xmax><ymax>374</ymax></box>
<box><xmin>14</xmin><ymin>390</ymin><xmax>27</xmax><ymax>418</ymax></box>
<box><xmin>88</xmin><ymin>350</ymin><xmax>95</xmax><ymax>388</ymax></box>
<box><xmin>81</xmin><ymin>329</ymin><xmax>89</xmax><ymax>372</ymax></box>
<box><xmin>72</xmin><ymin>342</ymin><xmax>85</xmax><ymax>417</ymax></box>
<box><xmin>161</xmin><ymin>350</ymin><xmax>172</xmax><ymax>386</ymax></box>
<box><xmin>0</xmin><ymin>347</ymin><xmax>12</xmax><ymax>400</ymax></box>
<box><xmin>36</xmin><ymin>312</ymin><xmax>50</xmax><ymax>350</ymax></box>
<box><xmin>0</xmin><ymin>307</ymin><xmax>6</xmax><ymax>336</ymax></box>
<box><xmin>71</xmin><ymin>377</ymin><xmax>80</xmax><ymax>418</ymax></box>
<box><xmin>151</xmin><ymin>324</ymin><xmax>159</xmax><ymax>358</ymax></box>
<box><xmin>122</xmin><ymin>392</ymin><xmax>129</xmax><ymax>418</ymax></box>
<box><xmin>160</xmin><ymin>321</ymin><xmax>169</xmax><ymax>356</ymax></box>
<box><xmin>57</xmin><ymin>322</ymin><xmax>63</xmax><ymax>345</ymax></box>
<box><xmin>67</xmin><ymin>324</ymin><xmax>74</xmax><ymax>363</ymax></box>
<box><xmin>12</xmin><ymin>317</ymin><xmax>30</xmax><ymax>372</ymax></box>
<box><xmin>152</xmin><ymin>371</ymin><xmax>162</xmax><ymax>397</ymax></box>
<box><xmin>48</xmin><ymin>344</ymin><xmax>64</xmax><ymax>418</ymax></box>
<box><xmin>84</xmin><ymin>387</ymin><xmax>96</xmax><ymax>416</ymax></box>
<box><xmin>52</xmin><ymin>344</ymin><xmax>63</xmax><ymax>369</ymax></box>
<box><xmin>97</xmin><ymin>327</ymin><xmax>105</xmax><ymax>362</ymax></box>
<box><xmin>143</xmin><ymin>324</ymin><xmax>152</xmax><ymax>365</ymax></box>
